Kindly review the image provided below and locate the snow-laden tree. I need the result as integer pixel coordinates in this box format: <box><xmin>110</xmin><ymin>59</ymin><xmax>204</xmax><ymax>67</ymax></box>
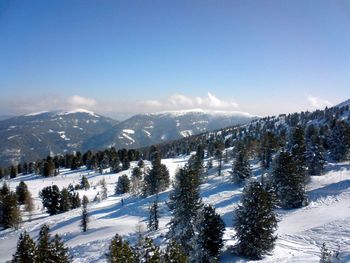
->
<box><xmin>234</xmin><ymin>181</ymin><xmax>277</xmax><ymax>260</ymax></box>
<box><xmin>12</xmin><ymin>231</ymin><xmax>36</xmax><ymax>263</ymax></box>
<box><xmin>107</xmin><ymin>233</ymin><xmax>135</xmax><ymax>263</ymax></box>
<box><xmin>273</xmin><ymin>151</ymin><xmax>308</xmax><ymax>209</ymax></box>
<box><xmin>232</xmin><ymin>146</ymin><xmax>251</xmax><ymax>183</ymax></box>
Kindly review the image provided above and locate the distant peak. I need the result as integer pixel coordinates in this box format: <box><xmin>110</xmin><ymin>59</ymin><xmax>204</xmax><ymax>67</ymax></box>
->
<box><xmin>146</xmin><ymin>108</ymin><xmax>257</xmax><ymax>118</ymax></box>
<box><xmin>24</xmin><ymin>111</ymin><xmax>49</xmax><ymax>117</ymax></box>
<box><xmin>57</xmin><ymin>109</ymin><xmax>100</xmax><ymax>117</ymax></box>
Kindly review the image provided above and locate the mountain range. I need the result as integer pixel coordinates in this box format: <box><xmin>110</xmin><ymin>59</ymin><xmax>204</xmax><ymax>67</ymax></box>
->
<box><xmin>0</xmin><ymin>109</ymin><xmax>257</xmax><ymax>166</ymax></box>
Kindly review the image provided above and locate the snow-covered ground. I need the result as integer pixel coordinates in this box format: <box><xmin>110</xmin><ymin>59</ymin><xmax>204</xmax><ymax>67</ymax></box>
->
<box><xmin>0</xmin><ymin>157</ymin><xmax>350</xmax><ymax>262</ymax></box>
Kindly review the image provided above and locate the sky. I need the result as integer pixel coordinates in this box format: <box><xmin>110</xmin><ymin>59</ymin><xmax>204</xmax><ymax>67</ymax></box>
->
<box><xmin>0</xmin><ymin>0</ymin><xmax>349</xmax><ymax>119</ymax></box>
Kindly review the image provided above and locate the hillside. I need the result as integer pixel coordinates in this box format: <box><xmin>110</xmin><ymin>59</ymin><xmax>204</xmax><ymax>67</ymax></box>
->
<box><xmin>0</xmin><ymin>156</ymin><xmax>349</xmax><ymax>262</ymax></box>
<box><xmin>0</xmin><ymin>110</ymin><xmax>118</xmax><ymax>166</ymax></box>
<box><xmin>83</xmin><ymin>109</ymin><xmax>257</xmax><ymax>151</ymax></box>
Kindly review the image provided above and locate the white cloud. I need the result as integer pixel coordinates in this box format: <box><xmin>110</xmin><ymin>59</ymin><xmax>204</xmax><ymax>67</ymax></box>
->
<box><xmin>67</xmin><ymin>95</ymin><xmax>96</xmax><ymax>108</ymax></box>
<box><xmin>307</xmin><ymin>96</ymin><xmax>332</xmax><ymax>108</ymax></box>
<box><xmin>138</xmin><ymin>92</ymin><xmax>239</xmax><ymax>112</ymax></box>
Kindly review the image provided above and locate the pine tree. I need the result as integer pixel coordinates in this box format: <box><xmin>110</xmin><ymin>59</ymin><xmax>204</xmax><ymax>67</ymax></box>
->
<box><xmin>167</xmin><ymin>166</ymin><xmax>202</xmax><ymax>254</ymax></box>
<box><xmin>195</xmin><ymin>205</ymin><xmax>225</xmax><ymax>262</ymax></box>
<box><xmin>148</xmin><ymin>196</ymin><xmax>159</xmax><ymax>231</ymax></box>
<box><xmin>290</xmin><ymin>126</ymin><xmax>307</xmax><ymax>176</ymax></box>
<box><xmin>16</xmin><ymin>181</ymin><xmax>29</xmax><ymax>205</ymax></box>
<box><xmin>10</xmin><ymin>165</ymin><xmax>18</xmax><ymax>179</ymax></box>
<box><xmin>107</xmin><ymin>233</ymin><xmax>135</xmax><ymax>263</ymax></box>
<box><xmin>162</xmin><ymin>240</ymin><xmax>188</xmax><ymax>263</ymax></box>
<box><xmin>115</xmin><ymin>175</ymin><xmax>130</xmax><ymax>194</ymax></box>
<box><xmin>40</xmin><ymin>185</ymin><xmax>61</xmax><ymax>215</ymax></box>
<box><xmin>1</xmin><ymin>191</ymin><xmax>21</xmax><ymax>229</ymax></box>
<box><xmin>24</xmin><ymin>190</ymin><xmax>34</xmax><ymax>221</ymax></box>
<box><xmin>306</xmin><ymin>137</ymin><xmax>326</xmax><ymax>176</ymax></box>
<box><xmin>130</xmin><ymin>167</ymin><xmax>143</xmax><ymax>195</ymax></box>
<box><xmin>12</xmin><ymin>231</ymin><xmax>36</xmax><ymax>263</ymax></box>
<box><xmin>143</xmin><ymin>152</ymin><xmax>169</xmax><ymax>196</ymax></box>
<box><xmin>273</xmin><ymin>151</ymin><xmax>308</xmax><ymax>208</ymax></box>
<box><xmin>36</xmin><ymin>224</ymin><xmax>53</xmax><ymax>262</ymax></box>
<box><xmin>328</xmin><ymin>121</ymin><xmax>350</xmax><ymax>161</ymax></box>
<box><xmin>43</xmin><ymin>160</ymin><xmax>55</xmax><ymax>177</ymax></box>
<box><xmin>234</xmin><ymin>181</ymin><xmax>277</xmax><ymax>260</ymax></box>
<box><xmin>51</xmin><ymin>234</ymin><xmax>72</xmax><ymax>263</ymax></box>
<box><xmin>81</xmin><ymin>195</ymin><xmax>89</xmax><ymax>232</ymax></box>
<box><xmin>60</xmin><ymin>188</ymin><xmax>72</xmax><ymax>212</ymax></box>
<box><xmin>135</xmin><ymin>236</ymin><xmax>161</xmax><ymax>263</ymax></box>
<box><xmin>232</xmin><ymin>146</ymin><xmax>251</xmax><ymax>183</ymax></box>
<box><xmin>80</xmin><ymin>175</ymin><xmax>90</xmax><ymax>190</ymax></box>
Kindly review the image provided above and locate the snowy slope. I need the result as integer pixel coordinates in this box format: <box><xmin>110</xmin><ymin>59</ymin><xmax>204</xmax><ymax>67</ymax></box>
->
<box><xmin>1</xmin><ymin>157</ymin><xmax>350</xmax><ymax>262</ymax></box>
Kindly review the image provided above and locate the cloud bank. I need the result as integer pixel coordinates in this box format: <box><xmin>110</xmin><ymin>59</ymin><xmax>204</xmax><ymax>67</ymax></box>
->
<box><xmin>307</xmin><ymin>96</ymin><xmax>332</xmax><ymax>108</ymax></box>
<box><xmin>139</xmin><ymin>92</ymin><xmax>239</xmax><ymax>111</ymax></box>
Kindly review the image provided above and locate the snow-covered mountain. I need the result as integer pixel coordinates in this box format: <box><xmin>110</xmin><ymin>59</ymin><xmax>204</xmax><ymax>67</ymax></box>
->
<box><xmin>0</xmin><ymin>110</ymin><xmax>118</xmax><ymax>166</ymax></box>
<box><xmin>83</xmin><ymin>109</ymin><xmax>258</xmax><ymax>151</ymax></box>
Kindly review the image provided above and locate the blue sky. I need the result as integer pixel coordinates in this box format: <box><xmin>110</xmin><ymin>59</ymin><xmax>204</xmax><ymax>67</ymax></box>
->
<box><xmin>0</xmin><ymin>0</ymin><xmax>349</xmax><ymax>117</ymax></box>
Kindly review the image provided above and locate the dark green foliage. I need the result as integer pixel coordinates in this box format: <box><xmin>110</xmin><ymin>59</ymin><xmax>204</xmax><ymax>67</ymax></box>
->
<box><xmin>143</xmin><ymin>152</ymin><xmax>169</xmax><ymax>196</ymax></box>
<box><xmin>16</xmin><ymin>181</ymin><xmax>29</xmax><ymax>205</ymax></box>
<box><xmin>259</xmin><ymin>132</ymin><xmax>278</xmax><ymax>169</ymax></box>
<box><xmin>273</xmin><ymin>151</ymin><xmax>308</xmax><ymax>208</ymax></box>
<box><xmin>148</xmin><ymin>197</ymin><xmax>159</xmax><ymax>231</ymax></box>
<box><xmin>162</xmin><ymin>240</ymin><xmax>188</xmax><ymax>263</ymax></box>
<box><xmin>135</xmin><ymin>236</ymin><xmax>161</xmax><ymax>263</ymax></box>
<box><xmin>60</xmin><ymin>188</ymin><xmax>72</xmax><ymax>212</ymax></box>
<box><xmin>51</xmin><ymin>234</ymin><xmax>72</xmax><ymax>263</ymax></box>
<box><xmin>167</xmin><ymin>166</ymin><xmax>202</xmax><ymax>254</ymax></box>
<box><xmin>43</xmin><ymin>160</ymin><xmax>55</xmax><ymax>177</ymax></box>
<box><xmin>232</xmin><ymin>146</ymin><xmax>251</xmax><ymax>183</ymax></box>
<box><xmin>40</xmin><ymin>185</ymin><xmax>61</xmax><ymax>215</ymax></box>
<box><xmin>107</xmin><ymin>233</ymin><xmax>135</xmax><ymax>263</ymax></box>
<box><xmin>1</xmin><ymin>190</ymin><xmax>21</xmax><ymax>229</ymax></box>
<box><xmin>81</xmin><ymin>195</ymin><xmax>89</xmax><ymax>232</ymax></box>
<box><xmin>328</xmin><ymin>121</ymin><xmax>350</xmax><ymax>161</ymax></box>
<box><xmin>36</xmin><ymin>225</ymin><xmax>53</xmax><ymax>262</ymax></box>
<box><xmin>81</xmin><ymin>175</ymin><xmax>90</xmax><ymax>190</ymax></box>
<box><xmin>196</xmin><ymin>205</ymin><xmax>225</xmax><ymax>262</ymax></box>
<box><xmin>234</xmin><ymin>181</ymin><xmax>277</xmax><ymax>260</ymax></box>
<box><xmin>306</xmin><ymin>139</ymin><xmax>326</xmax><ymax>176</ymax></box>
<box><xmin>10</xmin><ymin>165</ymin><xmax>18</xmax><ymax>178</ymax></box>
<box><xmin>115</xmin><ymin>175</ymin><xmax>130</xmax><ymax>194</ymax></box>
<box><xmin>12</xmin><ymin>231</ymin><xmax>36</xmax><ymax>263</ymax></box>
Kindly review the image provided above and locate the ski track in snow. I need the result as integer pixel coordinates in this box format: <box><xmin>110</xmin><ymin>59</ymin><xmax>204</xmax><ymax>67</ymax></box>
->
<box><xmin>0</xmin><ymin>158</ymin><xmax>350</xmax><ymax>262</ymax></box>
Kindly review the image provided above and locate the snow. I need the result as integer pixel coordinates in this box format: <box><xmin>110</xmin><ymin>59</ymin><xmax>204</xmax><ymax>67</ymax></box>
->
<box><xmin>147</xmin><ymin>108</ymin><xmax>258</xmax><ymax>118</ymax></box>
<box><xmin>122</xmin><ymin>129</ymin><xmax>135</xmax><ymax>134</ymax></box>
<box><xmin>24</xmin><ymin>111</ymin><xmax>49</xmax><ymax>117</ymax></box>
<box><xmin>0</xmin><ymin>158</ymin><xmax>350</xmax><ymax>262</ymax></box>
<box><xmin>58</xmin><ymin>131</ymin><xmax>70</xmax><ymax>141</ymax></box>
<box><xmin>57</xmin><ymin>109</ymin><xmax>99</xmax><ymax>118</ymax></box>
<box><xmin>180</xmin><ymin>129</ymin><xmax>193</xmax><ymax>137</ymax></box>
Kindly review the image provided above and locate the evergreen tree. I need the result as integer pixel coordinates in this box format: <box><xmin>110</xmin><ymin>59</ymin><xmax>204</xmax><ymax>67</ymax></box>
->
<box><xmin>81</xmin><ymin>195</ymin><xmax>89</xmax><ymax>232</ymax></box>
<box><xmin>167</xmin><ymin>166</ymin><xmax>202</xmax><ymax>254</ymax></box>
<box><xmin>1</xmin><ymin>191</ymin><xmax>21</xmax><ymax>229</ymax></box>
<box><xmin>12</xmin><ymin>231</ymin><xmax>36</xmax><ymax>263</ymax></box>
<box><xmin>36</xmin><ymin>224</ymin><xmax>53</xmax><ymax>262</ymax></box>
<box><xmin>328</xmin><ymin>121</ymin><xmax>350</xmax><ymax>161</ymax></box>
<box><xmin>24</xmin><ymin>190</ymin><xmax>34</xmax><ymax>221</ymax></box>
<box><xmin>100</xmin><ymin>178</ymin><xmax>108</xmax><ymax>200</ymax></box>
<box><xmin>51</xmin><ymin>234</ymin><xmax>72</xmax><ymax>263</ymax></box>
<box><xmin>60</xmin><ymin>188</ymin><xmax>72</xmax><ymax>213</ymax></box>
<box><xmin>232</xmin><ymin>146</ymin><xmax>251</xmax><ymax>183</ymax></box>
<box><xmin>43</xmin><ymin>160</ymin><xmax>55</xmax><ymax>177</ymax></box>
<box><xmin>10</xmin><ymin>165</ymin><xmax>18</xmax><ymax>179</ymax></box>
<box><xmin>195</xmin><ymin>205</ymin><xmax>225</xmax><ymax>262</ymax></box>
<box><xmin>143</xmin><ymin>152</ymin><xmax>169</xmax><ymax>196</ymax></box>
<box><xmin>290</xmin><ymin>126</ymin><xmax>307</xmax><ymax>177</ymax></box>
<box><xmin>16</xmin><ymin>181</ymin><xmax>29</xmax><ymax>205</ymax></box>
<box><xmin>148</xmin><ymin>196</ymin><xmax>159</xmax><ymax>231</ymax></box>
<box><xmin>115</xmin><ymin>175</ymin><xmax>130</xmax><ymax>194</ymax></box>
<box><xmin>80</xmin><ymin>175</ymin><xmax>90</xmax><ymax>190</ymax></box>
<box><xmin>234</xmin><ymin>181</ymin><xmax>277</xmax><ymax>259</ymax></box>
<box><xmin>40</xmin><ymin>185</ymin><xmax>61</xmax><ymax>215</ymax></box>
<box><xmin>306</xmin><ymin>137</ymin><xmax>326</xmax><ymax>176</ymax></box>
<box><xmin>273</xmin><ymin>151</ymin><xmax>308</xmax><ymax>208</ymax></box>
<box><xmin>162</xmin><ymin>240</ymin><xmax>188</xmax><ymax>263</ymax></box>
<box><xmin>135</xmin><ymin>236</ymin><xmax>161</xmax><ymax>263</ymax></box>
<box><xmin>107</xmin><ymin>233</ymin><xmax>135</xmax><ymax>263</ymax></box>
